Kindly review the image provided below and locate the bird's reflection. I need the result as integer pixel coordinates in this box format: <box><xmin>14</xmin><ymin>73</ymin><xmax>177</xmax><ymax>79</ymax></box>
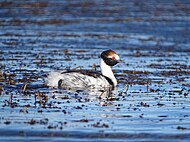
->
<box><xmin>50</xmin><ymin>86</ymin><xmax>117</xmax><ymax>105</ymax></box>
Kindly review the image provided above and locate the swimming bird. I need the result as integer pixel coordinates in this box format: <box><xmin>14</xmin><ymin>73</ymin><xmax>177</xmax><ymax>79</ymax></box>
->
<box><xmin>46</xmin><ymin>49</ymin><xmax>121</xmax><ymax>90</ymax></box>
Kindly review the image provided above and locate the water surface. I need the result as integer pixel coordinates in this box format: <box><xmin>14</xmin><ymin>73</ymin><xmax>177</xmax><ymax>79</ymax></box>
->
<box><xmin>0</xmin><ymin>0</ymin><xmax>190</xmax><ymax>141</ymax></box>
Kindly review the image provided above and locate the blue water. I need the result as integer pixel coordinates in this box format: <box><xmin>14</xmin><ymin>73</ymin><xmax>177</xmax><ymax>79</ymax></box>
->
<box><xmin>0</xmin><ymin>0</ymin><xmax>190</xmax><ymax>141</ymax></box>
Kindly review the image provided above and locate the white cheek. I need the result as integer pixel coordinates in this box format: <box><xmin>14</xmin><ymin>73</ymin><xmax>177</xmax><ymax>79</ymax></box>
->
<box><xmin>115</xmin><ymin>55</ymin><xmax>120</xmax><ymax>60</ymax></box>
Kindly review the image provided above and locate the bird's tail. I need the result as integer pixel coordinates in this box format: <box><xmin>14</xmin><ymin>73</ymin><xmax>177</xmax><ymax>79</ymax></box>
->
<box><xmin>46</xmin><ymin>72</ymin><xmax>62</xmax><ymax>88</ymax></box>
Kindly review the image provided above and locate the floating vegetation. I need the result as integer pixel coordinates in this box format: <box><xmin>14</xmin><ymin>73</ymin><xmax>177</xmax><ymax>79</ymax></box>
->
<box><xmin>0</xmin><ymin>0</ymin><xmax>190</xmax><ymax>141</ymax></box>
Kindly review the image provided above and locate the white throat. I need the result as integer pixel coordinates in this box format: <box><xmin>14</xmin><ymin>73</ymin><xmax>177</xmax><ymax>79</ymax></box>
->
<box><xmin>100</xmin><ymin>58</ymin><xmax>117</xmax><ymax>86</ymax></box>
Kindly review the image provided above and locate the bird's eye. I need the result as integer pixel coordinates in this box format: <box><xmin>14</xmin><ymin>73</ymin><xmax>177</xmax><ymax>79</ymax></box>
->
<box><xmin>112</xmin><ymin>56</ymin><xmax>115</xmax><ymax>60</ymax></box>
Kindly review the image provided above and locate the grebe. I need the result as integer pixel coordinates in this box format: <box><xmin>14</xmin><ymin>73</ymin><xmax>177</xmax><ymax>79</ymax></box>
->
<box><xmin>46</xmin><ymin>49</ymin><xmax>121</xmax><ymax>90</ymax></box>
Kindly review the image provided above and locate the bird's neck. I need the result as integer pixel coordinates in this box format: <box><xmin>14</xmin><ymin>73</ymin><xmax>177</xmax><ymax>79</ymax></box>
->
<box><xmin>100</xmin><ymin>58</ymin><xmax>117</xmax><ymax>86</ymax></box>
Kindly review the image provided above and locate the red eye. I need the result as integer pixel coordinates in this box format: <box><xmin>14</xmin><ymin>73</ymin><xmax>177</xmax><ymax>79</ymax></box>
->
<box><xmin>112</xmin><ymin>56</ymin><xmax>115</xmax><ymax>60</ymax></box>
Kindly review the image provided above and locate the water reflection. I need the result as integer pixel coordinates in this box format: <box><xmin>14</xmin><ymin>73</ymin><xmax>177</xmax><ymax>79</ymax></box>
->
<box><xmin>1</xmin><ymin>0</ymin><xmax>190</xmax><ymax>141</ymax></box>
<box><xmin>48</xmin><ymin>86</ymin><xmax>117</xmax><ymax>105</ymax></box>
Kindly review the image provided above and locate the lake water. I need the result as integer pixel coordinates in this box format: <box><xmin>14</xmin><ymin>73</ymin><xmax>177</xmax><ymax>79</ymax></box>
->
<box><xmin>0</xmin><ymin>0</ymin><xmax>190</xmax><ymax>141</ymax></box>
